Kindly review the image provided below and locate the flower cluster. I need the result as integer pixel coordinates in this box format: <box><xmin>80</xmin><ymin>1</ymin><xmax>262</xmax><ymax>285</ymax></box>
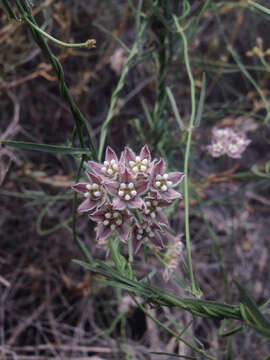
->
<box><xmin>207</xmin><ymin>127</ymin><xmax>251</xmax><ymax>159</ymax></box>
<box><xmin>72</xmin><ymin>145</ymin><xmax>184</xmax><ymax>254</ymax></box>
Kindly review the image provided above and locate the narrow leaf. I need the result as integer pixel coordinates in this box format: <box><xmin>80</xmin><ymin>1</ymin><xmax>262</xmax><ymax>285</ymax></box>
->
<box><xmin>2</xmin><ymin>140</ymin><xmax>91</xmax><ymax>155</ymax></box>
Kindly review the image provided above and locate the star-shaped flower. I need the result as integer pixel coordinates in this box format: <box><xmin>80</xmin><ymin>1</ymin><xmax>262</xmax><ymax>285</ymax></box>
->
<box><xmin>105</xmin><ymin>168</ymin><xmax>149</xmax><ymax>210</ymax></box>
<box><xmin>72</xmin><ymin>171</ymin><xmax>106</xmax><ymax>212</ymax></box>
<box><xmin>142</xmin><ymin>193</ymin><xmax>171</xmax><ymax>226</ymax></box>
<box><xmin>150</xmin><ymin>159</ymin><xmax>184</xmax><ymax>200</ymax></box>
<box><xmin>89</xmin><ymin>203</ymin><xmax>132</xmax><ymax>243</ymax></box>
<box><xmin>123</xmin><ymin>145</ymin><xmax>155</xmax><ymax>178</ymax></box>
<box><xmin>88</xmin><ymin>146</ymin><xmax>123</xmax><ymax>180</ymax></box>
<box><xmin>132</xmin><ymin>221</ymin><xmax>164</xmax><ymax>254</ymax></box>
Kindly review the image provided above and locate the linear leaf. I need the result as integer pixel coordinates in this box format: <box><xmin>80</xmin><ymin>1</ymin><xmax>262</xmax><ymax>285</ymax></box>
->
<box><xmin>2</xmin><ymin>140</ymin><xmax>91</xmax><ymax>155</ymax></box>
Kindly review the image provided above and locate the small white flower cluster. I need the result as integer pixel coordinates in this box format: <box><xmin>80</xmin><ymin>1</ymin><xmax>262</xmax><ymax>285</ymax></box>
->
<box><xmin>207</xmin><ymin>127</ymin><xmax>251</xmax><ymax>159</ymax></box>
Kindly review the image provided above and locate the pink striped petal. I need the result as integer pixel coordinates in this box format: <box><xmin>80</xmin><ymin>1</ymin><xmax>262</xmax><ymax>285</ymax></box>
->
<box><xmin>117</xmin><ymin>223</ymin><xmax>130</xmax><ymax>242</ymax></box>
<box><xmin>78</xmin><ymin>197</ymin><xmax>97</xmax><ymax>212</ymax></box>
<box><xmin>135</xmin><ymin>179</ymin><xmax>149</xmax><ymax>194</ymax></box>
<box><xmin>164</xmin><ymin>188</ymin><xmax>182</xmax><ymax>199</ymax></box>
<box><xmin>105</xmin><ymin>181</ymin><xmax>119</xmax><ymax>196</ymax></box>
<box><xmin>140</xmin><ymin>145</ymin><xmax>151</xmax><ymax>161</ymax></box>
<box><xmin>96</xmin><ymin>224</ymin><xmax>111</xmax><ymax>240</ymax></box>
<box><xmin>128</xmin><ymin>196</ymin><xmax>144</xmax><ymax>209</ymax></box>
<box><xmin>72</xmin><ymin>183</ymin><xmax>88</xmax><ymax>193</ymax></box>
<box><xmin>105</xmin><ymin>146</ymin><xmax>118</xmax><ymax>162</ymax></box>
<box><xmin>113</xmin><ymin>197</ymin><xmax>126</xmax><ymax>210</ymax></box>
<box><xmin>124</xmin><ymin>146</ymin><xmax>136</xmax><ymax>163</ymax></box>
<box><xmin>88</xmin><ymin>161</ymin><xmax>105</xmax><ymax>177</ymax></box>
<box><xmin>152</xmin><ymin>158</ymin><xmax>166</xmax><ymax>178</ymax></box>
<box><xmin>168</xmin><ymin>172</ymin><xmax>185</xmax><ymax>186</ymax></box>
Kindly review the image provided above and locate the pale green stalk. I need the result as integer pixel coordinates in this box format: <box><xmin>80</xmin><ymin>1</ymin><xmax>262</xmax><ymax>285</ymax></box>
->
<box><xmin>174</xmin><ymin>16</ymin><xmax>197</xmax><ymax>295</ymax></box>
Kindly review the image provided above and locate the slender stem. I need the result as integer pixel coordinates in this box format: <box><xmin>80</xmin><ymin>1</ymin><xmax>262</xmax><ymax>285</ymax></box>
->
<box><xmin>24</xmin><ymin>16</ymin><xmax>96</xmax><ymax>49</ymax></box>
<box><xmin>174</xmin><ymin>17</ymin><xmax>197</xmax><ymax>294</ymax></box>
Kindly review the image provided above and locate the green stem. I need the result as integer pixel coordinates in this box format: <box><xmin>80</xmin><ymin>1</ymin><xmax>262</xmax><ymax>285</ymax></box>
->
<box><xmin>24</xmin><ymin>16</ymin><xmax>96</xmax><ymax>49</ymax></box>
<box><xmin>174</xmin><ymin>16</ymin><xmax>197</xmax><ymax>295</ymax></box>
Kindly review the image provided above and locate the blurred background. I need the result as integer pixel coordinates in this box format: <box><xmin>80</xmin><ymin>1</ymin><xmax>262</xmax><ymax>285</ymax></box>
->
<box><xmin>0</xmin><ymin>0</ymin><xmax>270</xmax><ymax>359</ymax></box>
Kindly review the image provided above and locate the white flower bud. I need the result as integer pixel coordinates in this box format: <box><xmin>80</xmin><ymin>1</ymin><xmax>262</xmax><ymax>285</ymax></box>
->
<box><xmin>110</xmin><ymin>159</ymin><xmax>116</xmax><ymax>164</ymax></box>
<box><xmin>101</xmin><ymin>167</ymin><xmax>106</xmax><ymax>172</ymax></box>
<box><xmin>137</xmin><ymin>235</ymin><xmax>142</xmax><ymax>240</ymax></box>
<box><xmin>107</xmin><ymin>168</ymin><xmax>113</xmax><ymax>175</ymax></box>
<box><xmin>116</xmin><ymin>219</ymin><xmax>122</xmax><ymax>225</ymax></box>
<box><xmin>120</xmin><ymin>183</ymin><xmax>126</xmax><ymax>189</ymax></box>
<box><xmin>140</xmin><ymin>165</ymin><xmax>146</xmax><ymax>172</ymax></box>
<box><xmin>142</xmin><ymin>158</ymin><xmax>148</xmax><ymax>164</ymax></box>
<box><xmin>113</xmin><ymin>212</ymin><xmax>119</xmax><ymax>218</ymax></box>
<box><xmin>113</xmin><ymin>164</ymin><xmax>118</xmax><ymax>170</ymax></box>
<box><xmin>103</xmin><ymin>220</ymin><xmax>109</xmax><ymax>226</ymax></box>
<box><xmin>161</xmin><ymin>185</ymin><xmax>167</xmax><ymax>191</ymax></box>
<box><xmin>135</xmin><ymin>156</ymin><xmax>140</xmax><ymax>161</ymax></box>
<box><xmin>118</xmin><ymin>190</ymin><xmax>124</xmax><ymax>197</ymax></box>
<box><xmin>128</xmin><ymin>182</ymin><xmax>134</xmax><ymax>189</ymax></box>
<box><xmin>155</xmin><ymin>181</ymin><xmax>161</xmax><ymax>187</ymax></box>
<box><xmin>110</xmin><ymin>224</ymin><xmax>116</xmax><ymax>230</ymax></box>
<box><xmin>86</xmin><ymin>184</ymin><xmax>92</xmax><ymax>190</ymax></box>
<box><xmin>138</xmin><ymin>228</ymin><xmax>143</xmax><ymax>234</ymax></box>
<box><xmin>156</xmin><ymin>174</ymin><xmax>162</xmax><ymax>180</ymax></box>
<box><xmin>146</xmin><ymin>201</ymin><xmax>151</xmax><ymax>206</ymax></box>
<box><xmin>94</xmin><ymin>191</ymin><xmax>101</xmax><ymax>197</ymax></box>
<box><xmin>132</xmin><ymin>166</ymin><xmax>138</xmax><ymax>173</ymax></box>
<box><xmin>163</xmin><ymin>173</ymin><xmax>168</xmax><ymax>179</ymax></box>
<box><xmin>92</xmin><ymin>183</ymin><xmax>98</xmax><ymax>189</ymax></box>
<box><xmin>125</xmin><ymin>194</ymin><xmax>131</xmax><ymax>201</ymax></box>
<box><xmin>131</xmin><ymin>190</ymin><xmax>137</xmax><ymax>196</ymax></box>
<box><xmin>105</xmin><ymin>212</ymin><xmax>111</xmax><ymax>219</ymax></box>
<box><xmin>167</xmin><ymin>181</ymin><xmax>173</xmax><ymax>186</ymax></box>
<box><xmin>150</xmin><ymin>212</ymin><xmax>156</xmax><ymax>218</ymax></box>
<box><xmin>129</xmin><ymin>161</ymin><xmax>135</xmax><ymax>166</ymax></box>
<box><xmin>84</xmin><ymin>192</ymin><xmax>89</xmax><ymax>198</ymax></box>
<box><xmin>104</xmin><ymin>161</ymin><xmax>109</xmax><ymax>166</ymax></box>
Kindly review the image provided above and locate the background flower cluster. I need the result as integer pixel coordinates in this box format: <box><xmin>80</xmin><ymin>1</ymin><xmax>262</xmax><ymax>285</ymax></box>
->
<box><xmin>72</xmin><ymin>145</ymin><xmax>184</xmax><ymax>253</ymax></box>
<box><xmin>207</xmin><ymin>127</ymin><xmax>251</xmax><ymax>159</ymax></box>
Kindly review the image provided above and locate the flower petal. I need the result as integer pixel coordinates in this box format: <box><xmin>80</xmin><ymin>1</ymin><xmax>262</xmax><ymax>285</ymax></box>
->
<box><xmin>140</xmin><ymin>145</ymin><xmax>151</xmax><ymax>161</ymax></box>
<box><xmin>105</xmin><ymin>146</ymin><xmax>118</xmax><ymax>162</ymax></box>
<box><xmin>135</xmin><ymin>179</ymin><xmax>149</xmax><ymax>195</ymax></box>
<box><xmin>168</xmin><ymin>172</ymin><xmax>185</xmax><ymax>186</ymax></box>
<box><xmin>96</xmin><ymin>224</ymin><xmax>111</xmax><ymax>240</ymax></box>
<box><xmin>120</xmin><ymin>168</ymin><xmax>133</xmax><ymax>183</ymax></box>
<box><xmin>128</xmin><ymin>196</ymin><xmax>144</xmax><ymax>209</ymax></box>
<box><xmin>78</xmin><ymin>197</ymin><xmax>97</xmax><ymax>212</ymax></box>
<box><xmin>105</xmin><ymin>181</ymin><xmax>119</xmax><ymax>196</ymax></box>
<box><xmin>156</xmin><ymin>211</ymin><xmax>169</xmax><ymax>226</ymax></box>
<box><xmin>163</xmin><ymin>188</ymin><xmax>182</xmax><ymax>199</ymax></box>
<box><xmin>72</xmin><ymin>183</ymin><xmax>88</xmax><ymax>193</ymax></box>
<box><xmin>117</xmin><ymin>223</ymin><xmax>130</xmax><ymax>242</ymax></box>
<box><xmin>124</xmin><ymin>146</ymin><xmax>136</xmax><ymax>163</ymax></box>
<box><xmin>86</xmin><ymin>170</ymin><xmax>102</xmax><ymax>184</ymax></box>
<box><xmin>89</xmin><ymin>208</ymin><xmax>106</xmax><ymax>222</ymax></box>
<box><xmin>88</xmin><ymin>161</ymin><xmax>106</xmax><ymax>177</ymax></box>
<box><xmin>152</xmin><ymin>158</ymin><xmax>166</xmax><ymax>178</ymax></box>
<box><xmin>113</xmin><ymin>197</ymin><xmax>126</xmax><ymax>210</ymax></box>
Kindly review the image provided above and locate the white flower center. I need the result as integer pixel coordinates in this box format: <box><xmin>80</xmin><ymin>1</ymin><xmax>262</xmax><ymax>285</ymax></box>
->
<box><xmin>101</xmin><ymin>159</ymin><xmax>119</xmax><ymax>177</ymax></box>
<box><xmin>85</xmin><ymin>183</ymin><xmax>103</xmax><ymax>199</ymax></box>
<box><xmin>154</xmin><ymin>173</ymin><xmax>172</xmax><ymax>192</ymax></box>
<box><xmin>103</xmin><ymin>211</ymin><xmax>123</xmax><ymax>230</ymax></box>
<box><xmin>144</xmin><ymin>198</ymin><xmax>161</xmax><ymax>218</ymax></box>
<box><xmin>129</xmin><ymin>157</ymin><xmax>148</xmax><ymax>175</ymax></box>
<box><xmin>118</xmin><ymin>182</ymin><xmax>137</xmax><ymax>201</ymax></box>
<box><xmin>136</xmin><ymin>225</ymin><xmax>155</xmax><ymax>242</ymax></box>
<box><xmin>212</xmin><ymin>142</ymin><xmax>223</xmax><ymax>153</ymax></box>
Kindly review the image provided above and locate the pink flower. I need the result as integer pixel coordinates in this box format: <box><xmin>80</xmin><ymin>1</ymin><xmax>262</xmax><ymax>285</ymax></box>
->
<box><xmin>89</xmin><ymin>203</ymin><xmax>132</xmax><ymax>243</ymax></box>
<box><xmin>123</xmin><ymin>145</ymin><xmax>155</xmax><ymax>178</ymax></box>
<box><xmin>88</xmin><ymin>146</ymin><xmax>123</xmax><ymax>180</ymax></box>
<box><xmin>226</xmin><ymin>133</ymin><xmax>251</xmax><ymax>158</ymax></box>
<box><xmin>105</xmin><ymin>168</ymin><xmax>149</xmax><ymax>210</ymax></box>
<box><xmin>150</xmin><ymin>158</ymin><xmax>184</xmax><ymax>200</ymax></box>
<box><xmin>72</xmin><ymin>171</ymin><xmax>106</xmax><ymax>212</ymax></box>
<box><xmin>132</xmin><ymin>221</ymin><xmax>164</xmax><ymax>254</ymax></box>
<box><xmin>142</xmin><ymin>193</ymin><xmax>171</xmax><ymax>226</ymax></box>
<box><xmin>207</xmin><ymin>127</ymin><xmax>251</xmax><ymax>158</ymax></box>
